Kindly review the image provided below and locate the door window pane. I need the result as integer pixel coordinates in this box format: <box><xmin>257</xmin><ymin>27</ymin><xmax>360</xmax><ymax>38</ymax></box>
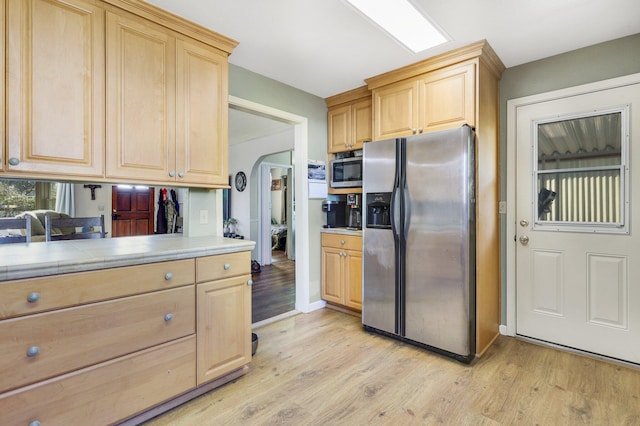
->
<box><xmin>534</xmin><ymin>109</ymin><xmax>628</xmax><ymax>232</ymax></box>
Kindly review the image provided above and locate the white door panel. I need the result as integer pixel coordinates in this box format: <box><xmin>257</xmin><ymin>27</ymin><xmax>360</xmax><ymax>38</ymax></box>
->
<box><xmin>516</xmin><ymin>83</ymin><xmax>640</xmax><ymax>363</ymax></box>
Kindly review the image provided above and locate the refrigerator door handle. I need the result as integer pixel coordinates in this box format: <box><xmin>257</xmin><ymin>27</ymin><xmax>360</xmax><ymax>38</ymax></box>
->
<box><xmin>391</xmin><ymin>186</ymin><xmax>400</xmax><ymax>235</ymax></box>
<box><xmin>403</xmin><ymin>184</ymin><xmax>411</xmax><ymax>239</ymax></box>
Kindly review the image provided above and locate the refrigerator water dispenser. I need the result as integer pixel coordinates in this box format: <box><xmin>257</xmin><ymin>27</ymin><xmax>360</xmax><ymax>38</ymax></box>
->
<box><xmin>366</xmin><ymin>193</ymin><xmax>391</xmax><ymax>229</ymax></box>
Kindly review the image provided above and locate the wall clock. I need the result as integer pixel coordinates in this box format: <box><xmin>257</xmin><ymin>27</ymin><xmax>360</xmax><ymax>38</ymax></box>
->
<box><xmin>235</xmin><ymin>171</ymin><xmax>247</xmax><ymax>192</ymax></box>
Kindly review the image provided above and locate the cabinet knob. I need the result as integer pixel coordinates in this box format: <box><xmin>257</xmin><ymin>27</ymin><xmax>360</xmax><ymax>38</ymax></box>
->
<box><xmin>224</xmin><ymin>263</ymin><xmax>231</xmax><ymax>270</ymax></box>
<box><xmin>418</xmin><ymin>128</ymin><xmax>424</xmax><ymax>133</ymax></box>
<box><xmin>27</xmin><ymin>292</ymin><xmax>40</xmax><ymax>303</ymax></box>
<box><xmin>8</xmin><ymin>157</ymin><xmax>20</xmax><ymax>166</ymax></box>
<box><xmin>164</xmin><ymin>313</ymin><xmax>173</xmax><ymax>322</ymax></box>
<box><xmin>164</xmin><ymin>272</ymin><xmax>173</xmax><ymax>281</ymax></box>
<box><xmin>412</xmin><ymin>128</ymin><xmax>417</xmax><ymax>134</ymax></box>
<box><xmin>247</xmin><ymin>279</ymin><xmax>253</xmax><ymax>286</ymax></box>
<box><xmin>27</xmin><ymin>346</ymin><xmax>40</xmax><ymax>357</ymax></box>
<box><xmin>178</xmin><ymin>172</ymin><xmax>185</xmax><ymax>178</ymax></box>
<box><xmin>169</xmin><ymin>170</ymin><xmax>176</xmax><ymax>177</ymax></box>
<box><xmin>340</xmin><ymin>240</ymin><xmax>345</xmax><ymax>245</ymax></box>
<box><xmin>29</xmin><ymin>421</ymin><xmax>41</xmax><ymax>426</ymax></box>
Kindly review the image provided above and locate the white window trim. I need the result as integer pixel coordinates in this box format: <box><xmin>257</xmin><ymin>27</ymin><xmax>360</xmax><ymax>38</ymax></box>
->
<box><xmin>531</xmin><ymin>105</ymin><xmax>630</xmax><ymax>234</ymax></box>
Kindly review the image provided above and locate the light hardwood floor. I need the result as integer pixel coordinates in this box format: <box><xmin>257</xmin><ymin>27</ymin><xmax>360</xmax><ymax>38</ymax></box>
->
<box><xmin>144</xmin><ymin>309</ymin><xmax>640</xmax><ymax>425</ymax></box>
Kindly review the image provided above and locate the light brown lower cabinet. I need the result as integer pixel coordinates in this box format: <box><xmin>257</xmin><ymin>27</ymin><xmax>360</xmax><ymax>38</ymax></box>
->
<box><xmin>321</xmin><ymin>233</ymin><xmax>362</xmax><ymax>312</ymax></box>
<box><xmin>0</xmin><ymin>336</ymin><xmax>196</xmax><ymax>426</ymax></box>
<box><xmin>197</xmin><ymin>274</ymin><xmax>252</xmax><ymax>384</ymax></box>
<box><xmin>0</xmin><ymin>251</ymin><xmax>253</xmax><ymax>425</ymax></box>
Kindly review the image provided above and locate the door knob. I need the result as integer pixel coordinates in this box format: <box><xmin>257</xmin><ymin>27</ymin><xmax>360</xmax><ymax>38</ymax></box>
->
<box><xmin>519</xmin><ymin>235</ymin><xmax>529</xmax><ymax>245</ymax></box>
<box><xmin>520</xmin><ymin>219</ymin><xmax>529</xmax><ymax>227</ymax></box>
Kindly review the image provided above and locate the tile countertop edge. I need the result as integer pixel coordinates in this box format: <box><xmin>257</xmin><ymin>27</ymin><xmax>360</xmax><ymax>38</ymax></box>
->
<box><xmin>320</xmin><ymin>228</ymin><xmax>363</xmax><ymax>237</ymax></box>
<box><xmin>0</xmin><ymin>234</ymin><xmax>256</xmax><ymax>282</ymax></box>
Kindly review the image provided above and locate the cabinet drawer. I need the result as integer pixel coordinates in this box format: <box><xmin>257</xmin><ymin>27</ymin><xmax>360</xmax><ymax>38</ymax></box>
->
<box><xmin>0</xmin><ymin>259</ymin><xmax>195</xmax><ymax>320</ymax></box>
<box><xmin>321</xmin><ymin>233</ymin><xmax>362</xmax><ymax>251</ymax></box>
<box><xmin>196</xmin><ymin>251</ymin><xmax>251</xmax><ymax>282</ymax></box>
<box><xmin>0</xmin><ymin>336</ymin><xmax>196</xmax><ymax>426</ymax></box>
<box><xmin>0</xmin><ymin>286</ymin><xmax>195</xmax><ymax>393</ymax></box>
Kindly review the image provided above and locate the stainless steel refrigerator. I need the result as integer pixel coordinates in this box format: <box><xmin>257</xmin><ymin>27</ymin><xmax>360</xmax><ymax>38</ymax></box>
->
<box><xmin>362</xmin><ymin>125</ymin><xmax>476</xmax><ymax>363</ymax></box>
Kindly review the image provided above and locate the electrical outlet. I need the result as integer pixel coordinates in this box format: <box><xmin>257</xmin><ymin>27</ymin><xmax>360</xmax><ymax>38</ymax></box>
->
<box><xmin>498</xmin><ymin>201</ymin><xmax>507</xmax><ymax>214</ymax></box>
<box><xmin>199</xmin><ymin>210</ymin><xmax>208</xmax><ymax>224</ymax></box>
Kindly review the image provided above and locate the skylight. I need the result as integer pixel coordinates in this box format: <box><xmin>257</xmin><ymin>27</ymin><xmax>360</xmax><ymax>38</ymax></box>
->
<box><xmin>345</xmin><ymin>0</ymin><xmax>448</xmax><ymax>53</ymax></box>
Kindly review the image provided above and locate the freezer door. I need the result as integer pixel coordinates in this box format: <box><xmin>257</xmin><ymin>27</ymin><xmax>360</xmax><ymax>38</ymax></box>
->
<box><xmin>403</xmin><ymin>126</ymin><xmax>476</xmax><ymax>356</ymax></box>
<box><xmin>362</xmin><ymin>138</ymin><xmax>397</xmax><ymax>334</ymax></box>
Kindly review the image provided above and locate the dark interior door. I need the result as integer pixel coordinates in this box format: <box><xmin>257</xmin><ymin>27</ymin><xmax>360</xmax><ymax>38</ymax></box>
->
<box><xmin>111</xmin><ymin>186</ymin><xmax>155</xmax><ymax>237</ymax></box>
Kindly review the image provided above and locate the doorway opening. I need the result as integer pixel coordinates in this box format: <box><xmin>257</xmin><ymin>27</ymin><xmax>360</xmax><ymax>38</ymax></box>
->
<box><xmin>229</xmin><ymin>96</ymin><xmax>311</xmax><ymax>321</ymax></box>
<box><xmin>259</xmin><ymin>160</ymin><xmax>294</xmax><ymax>265</ymax></box>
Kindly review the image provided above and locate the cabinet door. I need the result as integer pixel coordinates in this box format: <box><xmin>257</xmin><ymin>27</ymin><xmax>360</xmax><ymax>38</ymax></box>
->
<box><xmin>345</xmin><ymin>249</ymin><xmax>362</xmax><ymax>311</ymax></box>
<box><xmin>6</xmin><ymin>0</ymin><xmax>104</xmax><ymax>177</ymax></box>
<box><xmin>197</xmin><ymin>275</ymin><xmax>251</xmax><ymax>385</ymax></box>
<box><xmin>418</xmin><ymin>62</ymin><xmax>476</xmax><ymax>132</ymax></box>
<box><xmin>321</xmin><ymin>246</ymin><xmax>343</xmax><ymax>304</ymax></box>
<box><xmin>176</xmin><ymin>38</ymin><xmax>229</xmax><ymax>186</ymax></box>
<box><xmin>106</xmin><ymin>11</ymin><xmax>176</xmax><ymax>182</ymax></box>
<box><xmin>328</xmin><ymin>104</ymin><xmax>351</xmax><ymax>153</ymax></box>
<box><xmin>352</xmin><ymin>98</ymin><xmax>372</xmax><ymax>149</ymax></box>
<box><xmin>373</xmin><ymin>79</ymin><xmax>418</xmax><ymax>140</ymax></box>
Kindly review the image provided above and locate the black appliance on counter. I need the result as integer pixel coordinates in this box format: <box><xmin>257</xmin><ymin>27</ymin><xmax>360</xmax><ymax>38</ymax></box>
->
<box><xmin>322</xmin><ymin>200</ymin><xmax>346</xmax><ymax>228</ymax></box>
<box><xmin>346</xmin><ymin>193</ymin><xmax>362</xmax><ymax>230</ymax></box>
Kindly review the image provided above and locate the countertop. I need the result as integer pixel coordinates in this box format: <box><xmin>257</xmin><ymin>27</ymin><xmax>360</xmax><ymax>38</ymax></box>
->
<box><xmin>320</xmin><ymin>227</ymin><xmax>362</xmax><ymax>237</ymax></box>
<box><xmin>0</xmin><ymin>234</ymin><xmax>255</xmax><ymax>281</ymax></box>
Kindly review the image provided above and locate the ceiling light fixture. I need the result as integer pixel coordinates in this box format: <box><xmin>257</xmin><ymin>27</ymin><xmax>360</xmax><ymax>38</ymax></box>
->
<box><xmin>344</xmin><ymin>0</ymin><xmax>448</xmax><ymax>53</ymax></box>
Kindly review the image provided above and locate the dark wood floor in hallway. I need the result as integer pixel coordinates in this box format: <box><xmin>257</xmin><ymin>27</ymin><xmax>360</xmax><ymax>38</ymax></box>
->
<box><xmin>251</xmin><ymin>249</ymin><xmax>295</xmax><ymax>323</ymax></box>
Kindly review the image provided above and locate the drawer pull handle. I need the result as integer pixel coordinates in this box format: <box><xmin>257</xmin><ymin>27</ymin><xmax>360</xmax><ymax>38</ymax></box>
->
<box><xmin>165</xmin><ymin>313</ymin><xmax>173</xmax><ymax>322</ymax></box>
<box><xmin>224</xmin><ymin>263</ymin><xmax>231</xmax><ymax>270</ymax></box>
<box><xmin>27</xmin><ymin>292</ymin><xmax>40</xmax><ymax>303</ymax></box>
<box><xmin>247</xmin><ymin>279</ymin><xmax>253</xmax><ymax>286</ymax></box>
<box><xmin>27</xmin><ymin>346</ymin><xmax>40</xmax><ymax>357</ymax></box>
<box><xmin>29</xmin><ymin>421</ymin><xmax>41</xmax><ymax>426</ymax></box>
<box><xmin>164</xmin><ymin>272</ymin><xmax>173</xmax><ymax>281</ymax></box>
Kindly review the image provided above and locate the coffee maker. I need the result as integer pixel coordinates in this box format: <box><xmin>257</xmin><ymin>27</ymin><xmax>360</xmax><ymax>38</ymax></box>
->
<box><xmin>346</xmin><ymin>193</ymin><xmax>362</xmax><ymax>230</ymax></box>
<box><xmin>322</xmin><ymin>200</ymin><xmax>346</xmax><ymax>228</ymax></box>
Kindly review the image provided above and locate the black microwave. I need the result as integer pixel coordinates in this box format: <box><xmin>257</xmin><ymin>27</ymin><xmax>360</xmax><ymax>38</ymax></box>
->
<box><xmin>330</xmin><ymin>156</ymin><xmax>362</xmax><ymax>188</ymax></box>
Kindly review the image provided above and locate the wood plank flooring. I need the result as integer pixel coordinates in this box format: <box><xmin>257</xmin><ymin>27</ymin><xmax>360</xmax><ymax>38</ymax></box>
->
<box><xmin>251</xmin><ymin>250</ymin><xmax>295</xmax><ymax>323</ymax></box>
<box><xmin>144</xmin><ymin>309</ymin><xmax>640</xmax><ymax>425</ymax></box>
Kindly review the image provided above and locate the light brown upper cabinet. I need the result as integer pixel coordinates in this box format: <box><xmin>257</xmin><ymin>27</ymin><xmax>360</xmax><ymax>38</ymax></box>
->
<box><xmin>1</xmin><ymin>0</ymin><xmax>236</xmax><ymax>187</ymax></box>
<box><xmin>175</xmin><ymin>38</ymin><xmax>229</xmax><ymax>186</ymax></box>
<box><xmin>5</xmin><ymin>0</ymin><xmax>105</xmax><ymax>177</ymax></box>
<box><xmin>105</xmin><ymin>11</ymin><xmax>177</xmax><ymax>183</ymax></box>
<box><xmin>106</xmin><ymin>9</ymin><xmax>230</xmax><ymax>187</ymax></box>
<box><xmin>326</xmin><ymin>86</ymin><xmax>372</xmax><ymax>153</ymax></box>
<box><xmin>371</xmin><ymin>62</ymin><xmax>475</xmax><ymax>140</ymax></box>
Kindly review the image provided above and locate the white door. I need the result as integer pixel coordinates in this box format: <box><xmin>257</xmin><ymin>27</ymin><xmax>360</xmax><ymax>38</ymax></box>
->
<box><xmin>516</xmin><ymin>83</ymin><xmax>640</xmax><ymax>363</ymax></box>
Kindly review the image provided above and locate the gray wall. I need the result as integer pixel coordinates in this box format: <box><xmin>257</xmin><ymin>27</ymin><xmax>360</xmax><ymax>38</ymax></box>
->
<box><xmin>499</xmin><ymin>33</ymin><xmax>640</xmax><ymax>321</ymax></box>
<box><xmin>229</xmin><ymin>64</ymin><xmax>328</xmax><ymax>304</ymax></box>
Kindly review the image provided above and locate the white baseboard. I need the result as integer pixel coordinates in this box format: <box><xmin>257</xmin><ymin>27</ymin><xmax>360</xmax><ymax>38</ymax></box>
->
<box><xmin>305</xmin><ymin>299</ymin><xmax>327</xmax><ymax>312</ymax></box>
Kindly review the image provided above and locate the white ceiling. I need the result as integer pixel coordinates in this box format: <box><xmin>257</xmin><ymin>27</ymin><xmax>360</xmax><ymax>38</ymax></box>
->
<box><xmin>145</xmin><ymin>0</ymin><xmax>640</xmax><ymax>141</ymax></box>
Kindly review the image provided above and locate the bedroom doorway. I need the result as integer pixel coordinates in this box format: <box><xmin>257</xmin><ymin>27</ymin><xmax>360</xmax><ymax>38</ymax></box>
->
<box><xmin>260</xmin><ymin>160</ymin><xmax>294</xmax><ymax>266</ymax></box>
